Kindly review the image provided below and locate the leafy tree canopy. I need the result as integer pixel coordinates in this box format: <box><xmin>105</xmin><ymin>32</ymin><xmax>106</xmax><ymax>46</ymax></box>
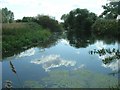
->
<box><xmin>99</xmin><ymin>1</ymin><xmax>120</xmax><ymax>19</ymax></box>
<box><xmin>61</xmin><ymin>8</ymin><xmax>97</xmax><ymax>32</ymax></box>
<box><xmin>35</xmin><ymin>15</ymin><xmax>62</xmax><ymax>32</ymax></box>
<box><xmin>2</xmin><ymin>7</ymin><xmax>14</xmax><ymax>23</ymax></box>
<box><xmin>22</xmin><ymin>17</ymin><xmax>35</xmax><ymax>22</ymax></box>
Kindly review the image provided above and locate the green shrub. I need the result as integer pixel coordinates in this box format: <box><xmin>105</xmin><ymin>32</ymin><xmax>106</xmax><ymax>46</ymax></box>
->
<box><xmin>92</xmin><ymin>19</ymin><xmax>119</xmax><ymax>37</ymax></box>
<box><xmin>35</xmin><ymin>15</ymin><xmax>62</xmax><ymax>32</ymax></box>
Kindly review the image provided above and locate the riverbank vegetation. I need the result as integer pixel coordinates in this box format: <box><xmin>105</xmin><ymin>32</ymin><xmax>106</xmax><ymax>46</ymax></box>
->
<box><xmin>1</xmin><ymin>8</ymin><xmax>14</xmax><ymax>23</ymax></box>
<box><xmin>61</xmin><ymin>1</ymin><xmax>120</xmax><ymax>38</ymax></box>
<box><xmin>1</xmin><ymin>7</ymin><xmax>63</xmax><ymax>57</ymax></box>
<box><xmin>2</xmin><ymin>1</ymin><xmax>120</xmax><ymax>57</ymax></box>
<box><xmin>91</xmin><ymin>1</ymin><xmax>120</xmax><ymax>37</ymax></box>
<box><xmin>92</xmin><ymin>19</ymin><xmax>119</xmax><ymax>37</ymax></box>
<box><xmin>61</xmin><ymin>8</ymin><xmax>97</xmax><ymax>32</ymax></box>
<box><xmin>2</xmin><ymin>22</ymin><xmax>52</xmax><ymax>57</ymax></box>
<box><xmin>2</xmin><ymin>1</ymin><xmax>120</xmax><ymax>89</ymax></box>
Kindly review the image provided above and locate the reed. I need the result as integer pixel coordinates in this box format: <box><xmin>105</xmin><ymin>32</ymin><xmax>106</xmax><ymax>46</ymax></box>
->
<box><xmin>9</xmin><ymin>61</ymin><xmax>23</xmax><ymax>88</ymax></box>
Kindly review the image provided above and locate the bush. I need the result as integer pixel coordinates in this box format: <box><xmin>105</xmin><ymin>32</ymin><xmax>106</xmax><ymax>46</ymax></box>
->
<box><xmin>92</xmin><ymin>19</ymin><xmax>119</xmax><ymax>37</ymax></box>
<box><xmin>35</xmin><ymin>15</ymin><xmax>62</xmax><ymax>32</ymax></box>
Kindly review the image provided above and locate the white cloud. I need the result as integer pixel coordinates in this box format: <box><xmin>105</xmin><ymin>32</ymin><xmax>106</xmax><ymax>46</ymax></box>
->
<box><xmin>60</xmin><ymin>39</ymin><xmax>69</xmax><ymax>45</ymax></box>
<box><xmin>95</xmin><ymin>41</ymin><xmax>107</xmax><ymax>49</ymax></box>
<box><xmin>95</xmin><ymin>40</ymin><xmax>119</xmax><ymax>72</ymax></box>
<box><xmin>18</xmin><ymin>48</ymin><xmax>36</xmax><ymax>57</ymax></box>
<box><xmin>74</xmin><ymin>64</ymin><xmax>85</xmax><ymax>70</ymax></box>
<box><xmin>95</xmin><ymin>41</ymin><xmax>120</xmax><ymax>72</ymax></box>
<box><xmin>1</xmin><ymin>0</ymin><xmax>108</xmax><ymax>21</ymax></box>
<box><xmin>31</xmin><ymin>54</ymin><xmax>76</xmax><ymax>72</ymax></box>
<box><xmin>102</xmin><ymin>60</ymin><xmax>120</xmax><ymax>71</ymax></box>
<box><xmin>98</xmin><ymin>52</ymin><xmax>116</xmax><ymax>60</ymax></box>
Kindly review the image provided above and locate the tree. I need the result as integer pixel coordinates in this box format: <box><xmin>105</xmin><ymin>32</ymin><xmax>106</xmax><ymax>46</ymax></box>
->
<box><xmin>99</xmin><ymin>1</ymin><xmax>120</xmax><ymax>19</ymax></box>
<box><xmin>35</xmin><ymin>15</ymin><xmax>62</xmax><ymax>32</ymax></box>
<box><xmin>22</xmin><ymin>17</ymin><xmax>35</xmax><ymax>22</ymax></box>
<box><xmin>61</xmin><ymin>8</ymin><xmax>97</xmax><ymax>32</ymax></box>
<box><xmin>2</xmin><ymin>7</ymin><xmax>14</xmax><ymax>23</ymax></box>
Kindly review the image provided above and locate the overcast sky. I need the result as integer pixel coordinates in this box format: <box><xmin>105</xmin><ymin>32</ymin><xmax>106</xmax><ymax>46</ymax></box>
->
<box><xmin>1</xmin><ymin>0</ymin><xmax>108</xmax><ymax>21</ymax></box>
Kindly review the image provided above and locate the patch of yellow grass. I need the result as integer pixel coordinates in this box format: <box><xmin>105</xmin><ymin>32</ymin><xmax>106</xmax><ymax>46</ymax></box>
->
<box><xmin>2</xmin><ymin>23</ymin><xmax>27</xmax><ymax>30</ymax></box>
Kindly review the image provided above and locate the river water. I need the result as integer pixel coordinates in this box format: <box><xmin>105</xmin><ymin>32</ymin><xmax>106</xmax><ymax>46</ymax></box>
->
<box><xmin>2</xmin><ymin>33</ymin><xmax>120</xmax><ymax>88</ymax></box>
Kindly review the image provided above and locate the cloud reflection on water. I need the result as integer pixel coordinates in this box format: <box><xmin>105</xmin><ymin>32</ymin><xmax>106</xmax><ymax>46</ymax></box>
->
<box><xmin>74</xmin><ymin>64</ymin><xmax>85</xmax><ymax>70</ymax></box>
<box><xmin>98</xmin><ymin>52</ymin><xmax>119</xmax><ymax>72</ymax></box>
<box><xmin>102</xmin><ymin>60</ymin><xmax>120</xmax><ymax>72</ymax></box>
<box><xmin>59</xmin><ymin>39</ymin><xmax>69</xmax><ymax>45</ymax></box>
<box><xmin>31</xmin><ymin>54</ymin><xmax>76</xmax><ymax>72</ymax></box>
<box><xmin>18</xmin><ymin>48</ymin><xmax>36</xmax><ymax>57</ymax></box>
<box><xmin>95</xmin><ymin>41</ymin><xmax>119</xmax><ymax>72</ymax></box>
<box><xmin>95</xmin><ymin>41</ymin><xmax>106</xmax><ymax>49</ymax></box>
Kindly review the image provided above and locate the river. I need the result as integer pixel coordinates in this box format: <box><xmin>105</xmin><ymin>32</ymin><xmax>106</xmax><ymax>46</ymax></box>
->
<box><xmin>2</xmin><ymin>32</ymin><xmax>120</xmax><ymax>88</ymax></box>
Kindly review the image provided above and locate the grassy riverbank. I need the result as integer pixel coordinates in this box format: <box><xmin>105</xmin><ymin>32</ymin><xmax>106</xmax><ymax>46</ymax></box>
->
<box><xmin>2</xmin><ymin>22</ymin><xmax>52</xmax><ymax>57</ymax></box>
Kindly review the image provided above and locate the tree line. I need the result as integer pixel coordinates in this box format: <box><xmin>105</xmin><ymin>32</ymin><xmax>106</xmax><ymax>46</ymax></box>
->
<box><xmin>61</xmin><ymin>1</ymin><xmax>120</xmax><ymax>37</ymax></box>
<box><xmin>17</xmin><ymin>15</ymin><xmax>62</xmax><ymax>32</ymax></box>
<box><xmin>1</xmin><ymin>8</ymin><xmax>62</xmax><ymax>32</ymax></box>
<box><xmin>1</xmin><ymin>1</ymin><xmax>120</xmax><ymax>35</ymax></box>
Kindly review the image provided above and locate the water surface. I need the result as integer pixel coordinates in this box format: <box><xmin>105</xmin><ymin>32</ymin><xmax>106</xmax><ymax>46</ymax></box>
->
<box><xmin>2</xmin><ymin>35</ymin><xmax>119</xmax><ymax>88</ymax></box>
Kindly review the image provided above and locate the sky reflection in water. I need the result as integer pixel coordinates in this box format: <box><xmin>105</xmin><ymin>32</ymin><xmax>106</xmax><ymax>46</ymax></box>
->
<box><xmin>14</xmin><ymin>39</ymin><xmax>119</xmax><ymax>74</ymax></box>
<box><xmin>31</xmin><ymin>54</ymin><xmax>76</xmax><ymax>72</ymax></box>
<box><xmin>94</xmin><ymin>41</ymin><xmax>119</xmax><ymax>72</ymax></box>
<box><xmin>2</xmin><ymin>38</ymin><xmax>119</xmax><ymax>88</ymax></box>
<box><xmin>18</xmin><ymin>48</ymin><xmax>36</xmax><ymax>57</ymax></box>
<box><xmin>14</xmin><ymin>39</ymin><xmax>119</xmax><ymax>73</ymax></box>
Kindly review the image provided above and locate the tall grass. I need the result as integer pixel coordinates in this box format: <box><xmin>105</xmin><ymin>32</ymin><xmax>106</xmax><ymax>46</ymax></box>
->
<box><xmin>2</xmin><ymin>22</ymin><xmax>51</xmax><ymax>57</ymax></box>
